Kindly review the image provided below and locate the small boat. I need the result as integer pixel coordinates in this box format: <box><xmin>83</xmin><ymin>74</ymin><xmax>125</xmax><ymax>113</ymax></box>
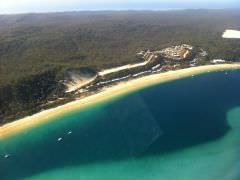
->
<box><xmin>58</xmin><ymin>137</ymin><xmax>63</xmax><ymax>142</ymax></box>
<box><xmin>67</xmin><ymin>131</ymin><xmax>72</xmax><ymax>135</ymax></box>
<box><xmin>4</xmin><ymin>154</ymin><xmax>10</xmax><ymax>159</ymax></box>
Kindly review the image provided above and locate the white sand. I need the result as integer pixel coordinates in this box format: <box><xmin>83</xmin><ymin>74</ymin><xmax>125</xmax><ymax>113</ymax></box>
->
<box><xmin>99</xmin><ymin>54</ymin><xmax>154</xmax><ymax>76</ymax></box>
<box><xmin>222</xmin><ymin>30</ymin><xmax>240</xmax><ymax>39</ymax></box>
<box><xmin>65</xmin><ymin>75</ymin><xmax>97</xmax><ymax>93</ymax></box>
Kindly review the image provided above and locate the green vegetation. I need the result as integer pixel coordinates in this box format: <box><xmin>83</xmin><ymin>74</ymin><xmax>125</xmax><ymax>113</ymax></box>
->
<box><xmin>0</xmin><ymin>10</ymin><xmax>240</xmax><ymax>124</ymax></box>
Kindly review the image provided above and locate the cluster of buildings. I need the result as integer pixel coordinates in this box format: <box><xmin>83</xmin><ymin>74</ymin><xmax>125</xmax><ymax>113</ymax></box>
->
<box><xmin>137</xmin><ymin>49</ymin><xmax>157</xmax><ymax>62</ymax></box>
<box><xmin>211</xmin><ymin>59</ymin><xmax>226</xmax><ymax>64</ymax></box>
<box><xmin>137</xmin><ymin>44</ymin><xmax>194</xmax><ymax>62</ymax></box>
<box><xmin>137</xmin><ymin>44</ymin><xmax>229</xmax><ymax>69</ymax></box>
<box><xmin>156</xmin><ymin>44</ymin><xmax>193</xmax><ymax>60</ymax></box>
<box><xmin>72</xmin><ymin>44</ymin><xmax>228</xmax><ymax>96</ymax></box>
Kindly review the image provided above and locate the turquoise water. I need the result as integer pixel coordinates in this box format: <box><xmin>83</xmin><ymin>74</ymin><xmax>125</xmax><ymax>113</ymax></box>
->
<box><xmin>1</xmin><ymin>70</ymin><xmax>240</xmax><ymax>180</ymax></box>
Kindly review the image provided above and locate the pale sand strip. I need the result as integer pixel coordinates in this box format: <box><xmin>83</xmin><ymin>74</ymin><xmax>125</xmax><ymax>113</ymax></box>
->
<box><xmin>98</xmin><ymin>54</ymin><xmax>154</xmax><ymax>76</ymax></box>
<box><xmin>99</xmin><ymin>62</ymin><xmax>148</xmax><ymax>76</ymax></box>
<box><xmin>1</xmin><ymin>64</ymin><xmax>240</xmax><ymax>139</ymax></box>
<box><xmin>222</xmin><ymin>30</ymin><xmax>240</xmax><ymax>39</ymax></box>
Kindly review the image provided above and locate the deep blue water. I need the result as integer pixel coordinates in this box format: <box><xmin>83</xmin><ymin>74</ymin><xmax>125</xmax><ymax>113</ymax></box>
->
<box><xmin>1</xmin><ymin>70</ymin><xmax>240</xmax><ymax>180</ymax></box>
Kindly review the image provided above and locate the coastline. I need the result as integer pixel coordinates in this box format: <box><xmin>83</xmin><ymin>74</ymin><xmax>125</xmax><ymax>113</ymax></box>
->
<box><xmin>1</xmin><ymin>64</ymin><xmax>240</xmax><ymax>139</ymax></box>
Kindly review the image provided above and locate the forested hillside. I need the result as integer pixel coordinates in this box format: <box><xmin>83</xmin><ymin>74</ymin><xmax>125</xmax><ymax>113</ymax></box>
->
<box><xmin>0</xmin><ymin>10</ymin><xmax>240</xmax><ymax>124</ymax></box>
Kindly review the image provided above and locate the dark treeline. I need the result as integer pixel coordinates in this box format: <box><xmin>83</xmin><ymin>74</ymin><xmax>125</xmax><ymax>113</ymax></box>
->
<box><xmin>0</xmin><ymin>69</ymin><xmax>65</xmax><ymax>124</ymax></box>
<box><xmin>0</xmin><ymin>10</ymin><xmax>240</xmax><ymax>124</ymax></box>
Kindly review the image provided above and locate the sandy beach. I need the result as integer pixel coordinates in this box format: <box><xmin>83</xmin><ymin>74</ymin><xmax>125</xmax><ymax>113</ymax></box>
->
<box><xmin>1</xmin><ymin>64</ymin><xmax>240</xmax><ymax>139</ymax></box>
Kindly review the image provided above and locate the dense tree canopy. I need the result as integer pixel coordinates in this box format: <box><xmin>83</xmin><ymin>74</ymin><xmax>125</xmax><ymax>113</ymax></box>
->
<box><xmin>0</xmin><ymin>10</ymin><xmax>240</xmax><ymax>124</ymax></box>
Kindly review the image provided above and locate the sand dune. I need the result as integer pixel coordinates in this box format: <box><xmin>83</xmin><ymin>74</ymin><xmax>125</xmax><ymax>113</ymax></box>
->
<box><xmin>222</xmin><ymin>30</ymin><xmax>240</xmax><ymax>39</ymax></box>
<box><xmin>1</xmin><ymin>64</ymin><xmax>240</xmax><ymax>139</ymax></box>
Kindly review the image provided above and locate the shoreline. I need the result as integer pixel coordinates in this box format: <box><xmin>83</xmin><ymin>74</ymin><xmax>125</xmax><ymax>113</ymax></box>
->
<box><xmin>1</xmin><ymin>64</ymin><xmax>240</xmax><ymax>139</ymax></box>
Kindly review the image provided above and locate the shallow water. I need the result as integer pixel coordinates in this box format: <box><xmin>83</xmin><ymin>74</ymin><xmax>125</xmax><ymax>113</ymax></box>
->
<box><xmin>1</xmin><ymin>70</ymin><xmax>240</xmax><ymax>180</ymax></box>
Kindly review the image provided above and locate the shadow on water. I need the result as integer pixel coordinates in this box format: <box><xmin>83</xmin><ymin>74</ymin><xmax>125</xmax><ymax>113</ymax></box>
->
<box><xmin>1</xmin><ymin>70</ymin><xmax>240</xmax><ymax>179</ymax></box>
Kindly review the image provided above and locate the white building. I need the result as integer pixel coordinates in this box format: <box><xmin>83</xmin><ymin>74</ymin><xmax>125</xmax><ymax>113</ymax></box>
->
<box><xmin>211</xmin><ymin>59</ymin><xmax>226</xmax><ymax>64</ymax></box>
